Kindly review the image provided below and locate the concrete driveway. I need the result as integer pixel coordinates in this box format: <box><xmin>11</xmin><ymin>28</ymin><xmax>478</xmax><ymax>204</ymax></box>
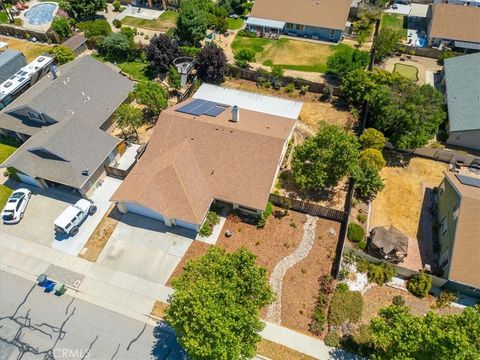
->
<box><xmin>97</xmin><ymin>213</ymin><xmax>195</xmax><ymax>285</ymax></box>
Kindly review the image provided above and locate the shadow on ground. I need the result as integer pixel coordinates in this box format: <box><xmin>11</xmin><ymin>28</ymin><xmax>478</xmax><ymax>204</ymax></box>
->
<box><xmin>151</xmin><ymin>321</ymin><xmax>189</xmax><ymax>360</ymax></box>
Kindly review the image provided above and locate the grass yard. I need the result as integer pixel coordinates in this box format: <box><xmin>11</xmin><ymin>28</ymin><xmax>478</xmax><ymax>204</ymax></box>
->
<box><xmin>0</xmin><ymin>184</ymin><xmax>12</xmax><ymax>209</ymax></box>
<box><xmin>227</xmin><ymin>17</ymin><xmax>244</xmax><ymax>30</ymax></box>
<box><xmin>121</xmin><ymin>10</ymin><xmax>178</xmax><ymax>31</ymax></box>
<box><xmin>394</xmin><ymin>63</ymin><xmax>419</xmax><ymax>81</ymax></box>
<box><xmin>380</xmin><ymin>13</ymin><xmax>407</xmax><ymax>37</ymax></box>
<box><xmin>92</xmin><ymin>53</ymin><xmax>153</xmax><ymax>82</ymax></box>
<box><xmin>0</xmin><ymin>136</ymin><xmax>20</xmax><ymax>164</ymax></box>
<box><xmin>231</xmin><ymin>36</ymin><xmax>350</xmax><ymax>73</ymax></box>
<box><xmin>370</xmin><ymin>154</ymin><xmax>447</xmax><ymax>239</ymax></box>
<box><xmin>0</xmin><ymin>36</ymin><xmax>52</xmax><ymax>62</ymax></box>
<box><xmin>0</xmin><ymin>11</ymin><xmax>8</xmax><ymax>24</ymax></box>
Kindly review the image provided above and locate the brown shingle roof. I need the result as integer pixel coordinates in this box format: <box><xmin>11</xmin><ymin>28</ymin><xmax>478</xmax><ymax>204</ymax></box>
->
<box><xmin>444</xmin><ymin>171</ymin><xmax>480</xmax><ymax>289</ymax></box>
<box><xmin>429</xmin><ymin>4</ymin><xmax>480</xmax><ymax>43</ymax></box>
<box><xmin>111</xmin><ymin>99</ymin><xmax>296</xmax><ymax>225</ymax></box>
<box><xmin>250</xmin><ymin>0</ymin><xmax>351</xmax><ymax>30</ymax></box>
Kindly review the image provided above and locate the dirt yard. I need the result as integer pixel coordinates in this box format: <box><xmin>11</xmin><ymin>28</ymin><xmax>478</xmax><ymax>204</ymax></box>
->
<box><xmin>362</xmin><ymin>285</ymin><xmax>463</xmax><ymax>324</ymax></box>
<box><xmin>281</xmin><ymin>219</ymin><xmax>341</xmax><ymax>336</ymax></box>
<box><xmin>370</xmin><ymin>154</ymin><xmax>447</xmax><ymax>238</ymax></box>
<box><xmin>257</xmin><ymin>339</ymin><xmax>316</xmax><ymax>360</ymax></box>
<box><xmin>0</xmin><ymin>37</ymin><xmax>52</xmax><ymax>62</ymax></box>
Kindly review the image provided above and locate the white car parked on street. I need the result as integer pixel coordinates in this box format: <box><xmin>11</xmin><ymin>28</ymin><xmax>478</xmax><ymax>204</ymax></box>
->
<box><xmin>2</xmin><ymin>188</ymin><xmax>32</xmax><ymax>224</ymax></box>
<box><xmin>54</xmin><ymin>199</ymin><xmax>97</xmax><ymax>237</ymax></box>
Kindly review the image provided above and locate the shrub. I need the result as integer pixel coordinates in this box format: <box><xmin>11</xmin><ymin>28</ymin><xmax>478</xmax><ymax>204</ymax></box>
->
<box><xmin>336</xmin><ymin>283</ymin><xmax>349</xmax><ymax>292</ymax></box>
<box><xmin>407</xmin><ymin>272</ymin><xmax>432</xmax><ymax>298</ymax></box>
<box><xmin>338</xmin><ymin>268</ymin><xmax>350</xmax><ymax>281</ymax></box>
<box><xmin>356</xmin><ymin>258</ymin><xmax>370</xmax><ymax>273</ymax></box>
<box><xmin>359</xmin><ymin>128</ymin><xmax>385</xmax><ymax>150</ymax></box>
<box><xmin>359</xmin><ymin>148</ymin><xmax>386</xmax><ymax>171</ymax></box>
<box><xmin>324</xmin><ymin>330</ymin><xmax>342</xmax><ymax>348</ymax></box>
<box><xmin>284</xmin><ymin>83</ymin><xmax>295</xmax><ymax>95</ymax></box>
<box><xmin>77</xmin><ymin>19</ymin><xmax>111</xmax><ymax>37</ymax></box>
<box><xmin>299</xmin><ymin>85</ymin><xmax>309</xmax><ymax>95</ymax></box>
<box><xmin>358</xmin><ymin>239</ymin><xmax>367</xmax><ymax>250</ymax></box>
<box><xmin>367</xmin><ymin>262</ymin><xmax>395</xmax><ymax>286</ymax></box>
<box><xmin>348</xmin><ymin>223</ymin><xmax>365</xmax><ymax>243</ymax></box>
<box><xmin>328</xmin><ymin>288</ymin><xmax>363</xmax><ymax>326</ymax></box>
<box><xmin>438</xmin><ymin>50</ymin><xmax>456</xmax><ymax>65</ymax></box>
<box><xmin>199</xmin><ymin>221</ymin><xmax>213</xmax><ymax>237</ymax></box>
<box><xmin>234</xmin><ymin>48</ymin><xmax>255</xmax><ymax>68</ymax></box>
<box><xmin>112</xmin><ymin>0</ymin><xmax>121</xmax><ymax>11</ymax></box>
<box><xmin>179</xmin><ymin>45</ymin><xmax>201</xmax><ymax>58</ymax></box>
<box><xmin>262</xmin><ymin>201</ymin><xmax>273</xmax><ymax>219</ymax></box>
<box><xmin>309</xmin><ymin>308</ymin><xmax>326</xmax><ymax>334</ymax></box>
<box><xmin>392</xmin><ymin>295</ymin><xmax>405</xmax><ymax>306</ymax></box>
<box><xmin>168</xmin><ymin>65</ymin><xmax>181</xmax><ymax>89</ymax></box>
<box><xmin>112</xmin><ymin>18</ymin><xmax>122</xmax><ymax>28</ymax></box>
<box><xmin>50</xmin><ymin>45</ymin><xmax>75</xmax><ymax>65</ymax></box>
<box><xmin>206</xmin><ymin>211</ymin><xmax>220</xmax><ymax>226</ymax></box>
<box><xmin>238</xmin><ymin>29</ymin><xmax>257</xmax><ymax>38</ymax></box>
<box><xmin>357</xmin><ymin>212</ymin><xmax>367</xmax><ymax>224</ymax></box>
<box><xmin>51</xmin><ymin>16</ymin><xmax>71</xmax><ymax>39</ymax></box>
<box><xmin>436</xmin><ymin>291</ymin><xmax>457</xmax><ymax>309</ymax></box>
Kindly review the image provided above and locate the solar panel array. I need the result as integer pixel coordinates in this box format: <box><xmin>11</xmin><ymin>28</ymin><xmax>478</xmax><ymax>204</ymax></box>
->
<box><xmin>176</xmin><ymin>99</ymin><xmax>227</xmax><ymax>117</ymax></box>
<box><xmin>456</xmin><ymin>174</ymin><xmax>480</xmax><ymax>188</ymax></box>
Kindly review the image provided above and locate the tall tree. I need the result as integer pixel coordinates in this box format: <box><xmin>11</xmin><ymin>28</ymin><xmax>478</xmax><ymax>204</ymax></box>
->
<box><xmin>292</xmin><ymin>124</ymin><xmax>360</xmax><ymax>191</ymax></box>
<box><xmin>98</xmin><ymin>32</ymin><xmax>134</xmax><ymax>62</ymax></box>
<box><xmin>131</xmin><ymin>81</ymin><xmax>168</xmax><ymax>116</ymax></box>
<box><xmin>50</xmin><ymin>45</ymin><xmax>75</xmax><ymax>65</ymax></box>
<box><xmin>59</xmin><ymin>0</ymin><xmax>106</xmax><ymax>20</ymax></box>
<box><xmin>166</xmin><ymin>247</ymin><xmax>274</xmax><ymax>360</ymax></box>
<box><xmin>326</xmin><ymin>46</ymin><xmax>369</xmax><ymax>79</ymax></box>
<box><xmin>195</xmin><ymin>43</ymin><xmax>227</xmax><ymax>84</ymax></box>
<box><xmin>373</xmin><ymin>28</ymin><xmax>403</xmax><ymax>62</ymax></box>
<box><xmin>146</xmin><ymin>34</ymin><xmax>179</xmax><ymax>73</ymax></box>
<box><xmin>51</xmin><ymin>16</ymin><xmax>71</xmax><ymax>39</ymax></box>
<box><xmin>114</xmin><ymin>104</ymin><xmax>144</xmax><ymax>140</ymax></box>
<box><xmin>176</xmin><ymin>0</ymin><xmax>208</xmax><ymax>45</ymax></box>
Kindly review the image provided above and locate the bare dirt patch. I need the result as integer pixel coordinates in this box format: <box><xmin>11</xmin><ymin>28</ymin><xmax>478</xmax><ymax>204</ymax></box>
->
<box><xmin>370</xmin><ymin>154</ymin><xmax>447</xmax><ymax>238</ymax></box>
<box><xmin>362</xmin><ymin>286</ymin><xmax>463</xmax><ymax>324</ymax></box>
<box><xmin>79</xmin><ymin>206</ymin><xmax>121</xmax><ymax>262</ymax></box>
<box><xmin>257</xmin><ymin>339</ymin><xmax>316</xmax><ymax>360</ymax></box>
<box><xmin>281</xmin><ymin>219</ymin><xmax>341</xmax><ymax>336</ymax></box>
<box><xmin>0</xmin><ymin>36</ymin><xmax>52</xmax><ymax>62</ymax></box>
<box><xmin>150</xmin><ymin>300</ymin><xmax>169</xmax><ymax>318</ymax></box>
<box><xmin>166</xmin><ymin>241</ymin><xmax>211</xmax><ymax>286</ymax></box>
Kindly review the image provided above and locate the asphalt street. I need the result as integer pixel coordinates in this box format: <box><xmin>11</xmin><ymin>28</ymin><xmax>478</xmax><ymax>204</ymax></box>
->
<box><xmin>0</xmin><ymin>271</ymin><xmax>187</xmax><ymax>360</ymax></box>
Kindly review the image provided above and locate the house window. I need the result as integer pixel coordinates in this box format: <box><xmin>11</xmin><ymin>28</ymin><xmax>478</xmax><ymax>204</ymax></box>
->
<box><xmin>441</xmin><ymin>216</ymin><xmax>447</xmax><ymax>235</ymax></box>
<box><xmin>452</xmin><ymin>203</ymin><xmax>459</xmax><ymax>220</ymax></box>
<box><xmin>285</xmin><ymin>23</ymin><xmax>294</xmax><ymax>29</ymax></box>
<box><xmin>295</xmin><ymin>24</ymin><xmax>305</xmax><ymax>31</ymax></box>
<box><xmin>28</xmin><ymin>112</ymin><xmax>42</xmax><ymax>121</ymax></box>
<box><xmin>440</xmin><ymin>252</ymin><xmax>449</xmax><ymax>269</ymax></box>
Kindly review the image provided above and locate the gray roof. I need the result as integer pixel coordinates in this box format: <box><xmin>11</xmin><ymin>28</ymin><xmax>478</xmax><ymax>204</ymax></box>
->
<box><xmin>0</xmin><ymin>56</ymin><xmax>133</xmax><ymax>189</ymax></box>
<box><xmin>62</xmin><ymin>34</ymin><xmax>87</xmax><ymax>51</ymax></box>
<box><xmin>444</xmin><ymin>53</ymin><xmax>480</xmax><ymax>132</ymax></box>
<box><xmin>0</xmin><ymin>49</ymin><xmax>26</xmax><ymax>83</ymax></box>
<box><xmin>371</xmin><ymin>226</ymin><xmax>408</xmax><ymax>255</ymax></box>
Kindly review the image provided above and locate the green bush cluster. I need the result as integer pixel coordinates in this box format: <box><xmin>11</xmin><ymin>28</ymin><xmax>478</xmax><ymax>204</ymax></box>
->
<box><xmin>357</xmin><ymin>259</ymin><xmax>395</xmax><ymax>286</ymax></box>
<box><xmin>199</xmin><ymin>210</ymin><xmax>221</xmax><ymax>237</ymax></box>
<box><xmin>256</xmin><ymin>201</ymin><xmax>273</xmax><ymax>229</ymax></box>
<box><xmin>309</xmin><ymin>275</ymin><xmax>334</xmax><ymax>335</ymax></box>
<box><xmin>347</xmin><ymin>223</ymin><xmax>365</xmax><ymax>243</ymax></box>
<box><xmin>392</xmin><ymin>295</ymin><xmax>405</xmax><ymax>306</ymax></box>
<box><xmin>179</xmin><ymin>45</ymin><xmax>201</xmax><ymax>58</ymax></box>
<box><xmin>435</xmin><ymin>291</ymin><xmax>457</xmax><ymax>309</ymax></box>
<box><xmin>357</xmin><ymin>212</ymin><xmax>367</xmax><ymax>224</ymax></box>
<box><xmin>328</xmin><ymin>287</ymin><xmax>364</xmax><ymax>326</ymax></box>
<box><xmin>234</xmin><ymin>49</ymin><xmax>255</xmax><ymax>68</ymax></box>
<box><xmin>237</xmin><ymin>29</ymin><xmax>257</xmax><ymax>38</ymax></box>
<box><xmin>77</xmin><ymin>19</ymin><xmax>112</xmax><ymax>38</ymax></box>
<box><xmin>324</xmin><ymin>330</ymin><xmax>342</xmax><ymax>348</ymax></box>
<box><xmin>407</xmin><ymin>272</ymin><xmax>432</xmax><ymax>298</ymax></box>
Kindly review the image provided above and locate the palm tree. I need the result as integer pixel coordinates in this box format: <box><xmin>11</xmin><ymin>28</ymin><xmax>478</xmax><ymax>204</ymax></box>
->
<box><xmin>114</xmin><ymin>104</ymin><xmax>144</xmax><ymax>141</ymax></box>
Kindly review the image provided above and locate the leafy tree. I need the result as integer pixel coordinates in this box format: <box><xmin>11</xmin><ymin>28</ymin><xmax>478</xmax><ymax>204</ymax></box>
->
<box><xmin>353</xmin><ymin>161</ymin><xmax>384</xmax><ymax>199</ymax></box>
<box><xmin>50</xmin><ymin>45</ymin><xmax>75</xmax><ymax>65</ymax></box>
<box><xmin>359</xmin><ymin>149</ymin><xmax>386</xmax><ymax>171</ymax></box>
<box><xmin>373</xmin><ymin>27</ymin><xmax>403</xmax><ymax>62</ymax></box>
<box><xmin>353</xmin><ymin>16</ymin><xmax>374</xmax><ymax>45</ymax></box>
<box><xmin>98</xmin><ymin>32</ymin><xmax>134</xmax><ymax>61</ymax></box>
<box><xmin>369</xmin><ymin>305</ymin><xmax>480</xmax><ymax>360</ymax></box>
<box><xmin>168</xmin><ymin>65</ymin><xmax>181</xmax><ymax>89</ymax></box>
<box><xmin>131</xmin><ymin>80</ymin><xmax>168</xmax><ymax>116</ymax></box>
<box><xmin>51</xmin><ymin>16</ymin><xmax>71</xmax><ymax>39</ymax></box>
<box><xmin>359</xmin><ymin>128</ymin><xmax>385</xmax><ymax>150</ymax></box>
<box><xmin>341</xmin><ymin>68</ymin><xmax>376</xmax><ymax>107</ymax></box>
<box><xmin>59</xmin><ymin>0</ymin><xmax>106</xmax><ymax>20</ymax></box>
<box><xmin>406</xmin><ymin>272</ymin><xmax>432</xmax><ymax>298</ymax></box>
<box><xmin>112</xmin><ymin>0</ymin><xmax>121</xmax><ymax>12</ymax></box>
<box><xmin>234</xmin><ymin>48</ymin><xmax>255</xmax><ymax>68</ymax></box>
<box><xmin>166</xmin><ymin>247</ymin><xmax>274</xmax><ymax>360</ymax></box>
<box><xmin>326</xmin><ymin>46</ymin><xmax>369</xmax><ymax>79</ymax></box>
<box><xmin>195</xmin><ymin>43</ymin><xmax>227</xmax><ymax>84</ymax></box>
<box><xmin>176</xmin><ymin>0</ymin><xmax>209</xmax><ymax>45</ymax></box>
<box><xmin>292</xmin><ymin>124</ymin><xmax>360</xmax><ymax>191</ymax></box>
<box><xmin>114</xmin><ymin>104</ymin><xmax>144</xmax><ymax>140</ymax></box>
<box><xmin>219</xmin><ymin>0</ymin><xmax>250</xmax><ymax>14</ymax></box>
<box><xmin>146</xmin><ymin>34</ymin><xmax>179</xmax><ymax>73</ymax></box>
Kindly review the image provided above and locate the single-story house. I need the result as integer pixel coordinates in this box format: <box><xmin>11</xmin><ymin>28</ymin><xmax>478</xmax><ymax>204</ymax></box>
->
<box><xmin>62</xmin><ymin>34</ymin><xmax>88</xmax><ymax>57</ymax></box>
<box><xmin>433</xmin><ymin>0</ymin><xmax>480</xmax><ymax>7</ymax></box>
<box><xmin>0</xmin><ymin>56</ymin><xmax>134</xmax><ymax>196</ymax></box>
<box><xmin>442</xmin><ymin>52</ymin><xmax>480</xmax><ymax>151</ymax></box>
<box><xmin>0</xmin><ymin>49</ymin><xmax>26</xmax><ymax>83</ymax></box>
<box><xmin>436</xmin><ymin>171</ymin><xmax>480</xmax><ymax>298</ymax></box>
<box><xmin>427</xmin><ymin>3</ymin><xmax>480</xmax><ymax>51</ymax></box>
<box><xmin>111</xmin><ymin>85</ymin><xmax>300</xmax><ymax>232</ymax></box>
<box><xmin>246</xmin><ymin>0</ymin><xmax>351</xmax><ymax>43</ymax></box>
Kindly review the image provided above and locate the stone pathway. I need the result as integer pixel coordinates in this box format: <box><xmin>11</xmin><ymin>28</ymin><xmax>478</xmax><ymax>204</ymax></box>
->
<box><xmin>266</xmin><ymin>215</ymin><xmax>317</xmax><ymax>324</ymax></box>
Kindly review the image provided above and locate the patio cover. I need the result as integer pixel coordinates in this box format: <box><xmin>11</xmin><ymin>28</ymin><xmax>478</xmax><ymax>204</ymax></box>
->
<box><xmin>454</xmin><ymin>41</ymin><xmax>480</xmax><ymax>51</ymax></box>
<box><xmin>245</xmin><ymin>17</ymin><xmax>286</xmax><ymax>30</ymax></box>
<box><xmin>370</xmin><ymin>226</ymin><xmax>408</xmax><ymax>256</ymax></box>
<box><xmin>409</xmin><ymin>4</ymin><xmax>429</xmax><ymax>18</ymax></box>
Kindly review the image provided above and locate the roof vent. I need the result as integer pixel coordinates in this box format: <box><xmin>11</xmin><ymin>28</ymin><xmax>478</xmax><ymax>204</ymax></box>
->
<box><xmin>82</xmin><ymin>169</ymin><xmax>90</xmax><ymax>176</ymax></box>
<box><xmin>232</xmin><ymin>105</ymin><xmax>240</xmax><ymax>122</ymax></box>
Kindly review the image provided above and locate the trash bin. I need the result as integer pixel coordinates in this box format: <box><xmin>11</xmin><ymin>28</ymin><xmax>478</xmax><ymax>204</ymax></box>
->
<box><xmin>54</xmin><ymin>283</ymin><xmax>66</xmax><ymax>296</ymax></box>
<box><xmin>43</xmin><ymin>280</ymin><xmax>56</xmax><ymax>293</ymax></box>
<box><xmin>37</xmin><ymin>274</ymin><xmax>47</xmax><ymax>287</ymax></box>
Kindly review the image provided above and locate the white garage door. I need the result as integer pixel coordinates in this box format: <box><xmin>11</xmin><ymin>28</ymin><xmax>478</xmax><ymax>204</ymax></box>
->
<box><xmin>175</xmin><ymin>218</ymin><xmax>199</xmax><ymax>231</ymax></box>
<box><xmin>124</xmin><ymin>202</ymin><xmax>164</xmax><ymax>221</ymax></box>
<box><xmin>17</xmin><ymin>173</ymin><xmax>41</xmax><ymax>188</ymax></box>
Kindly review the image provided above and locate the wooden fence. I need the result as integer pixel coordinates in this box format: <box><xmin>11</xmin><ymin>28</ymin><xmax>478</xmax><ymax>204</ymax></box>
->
<box><xmin>0</xmin><ymin>24</ymin><xmax>59</xmax><ymax>43</ymax></box>
<box><xmin>268</xmin><ymin>193</ymin><xmax>347</xmax><ymax>223</ymax></box>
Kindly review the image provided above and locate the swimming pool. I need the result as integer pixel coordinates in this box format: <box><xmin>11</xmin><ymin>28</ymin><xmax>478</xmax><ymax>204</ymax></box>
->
<box><xmin>24</xmin><ymin>3</ymin><xmax>58</xmax><ymax>25</ymax></box>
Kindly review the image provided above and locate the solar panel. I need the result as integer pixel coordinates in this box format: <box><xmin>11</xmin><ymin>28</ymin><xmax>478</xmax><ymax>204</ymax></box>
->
<box><xmin>456</xmin><ymin>174</ymin><xmax>480</xmax><ymax>188</ymax></box>
<box><xmin>204</xmin><ymin>105</ymin><xmax>226</xmax><ymax>117</ymax></box>
<box><xmin>176</xmin><ymin>99</ymin><xmax>204</xmax><ymax>114</ymax></box>
<box><xmin>189</xmin><ymin>101</ymin><xmax>216</xmax><ymax>116</ymax></box>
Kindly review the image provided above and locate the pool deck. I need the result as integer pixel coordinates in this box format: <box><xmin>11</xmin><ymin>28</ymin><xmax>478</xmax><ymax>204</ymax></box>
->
<box><xmin>17</xmin><ymin>0</ymin><xmax>58</xmax><ymax>32</ymax></box>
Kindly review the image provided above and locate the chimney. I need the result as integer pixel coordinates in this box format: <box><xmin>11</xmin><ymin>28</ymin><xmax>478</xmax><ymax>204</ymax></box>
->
<box><xmin>50</xmin><ymin>64</ymin><xmax>58</xmax><ymax>79</ymax></box>
<box><xmin>232</xmin><ymin>106</ymin><xmax>240</xmax><ymax>122</ymax></box>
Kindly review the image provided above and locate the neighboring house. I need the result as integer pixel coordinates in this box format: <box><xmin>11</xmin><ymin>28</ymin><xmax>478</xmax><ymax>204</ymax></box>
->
<box><xmin>433</xmin><ymin>0</ymin><xmax>480</xmax><ymax>7</ymax></box>
<box><xmin>442</xmin><ymin>52</ymin><xmax>480</xmax><ymax>151</ymax></box>
<box><xmin>0</xmin><ymin>56</ymin><xmax>134</xmax><ymax>197</ymax></box>
<box><xmin>0</xmin><ymin>49</ymin><xmax>26</xmax><ymax>83</ymax></box>
<box><xmin>436</xmin><ymin>171</ymin><xmax>480</xmax><ymax>298</ymax></box>
<box><xmin>245</xmin><ymin>0</ymin><xmax>351</xmax><ymax>43</ymax></box>
<box><xmin>111</xmin><ymin>85</ymin><xmax>300</xmax><ymax>232</ymax></box>
<box><xmin>427</xmin><ymin>3</ymin><xmax>480</xmax><ymax>51</ymax></box>
<box><xmin>62</xmin><ymin>34</ymin><xmax>88</xmax><ymax>57</ymax></box>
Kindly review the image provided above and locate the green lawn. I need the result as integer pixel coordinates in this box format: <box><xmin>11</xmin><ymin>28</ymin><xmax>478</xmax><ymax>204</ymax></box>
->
<box><xmin>93</xmin><ymin>53</ymin><xmax>154</xmax><ymax>82</ymax></box>
<box><xmin>0</xmin><ymin>137</ymin><xmax>20</xmax><ymax>165</ymax></box>
<box><xmin>394</xmin><ymin>63</ymin><xmax>419</xmax><ymax>81</ymax></box>
<box><xmin>227</xmin><ymin>18</ymin><xmax>244</xmax><ymax>30</ymax></box>
<box><xmin>0</xmin><ymin>11</ymin><xmax>8</xmax><ymax>24</ymax></box>
<box><xmin>231</xmin><ymin>35</ymin><xmax>351</xmax><ymax>73</ymax></box>
<box><xmin>121</xmin><ymin>10</ymin><xmax>178</xmax><ymax>31</ymax></box>
<box><xmin>0</xmin><ymin>184</ymin><xmax>12</xmax><ymax>209</ymax></box>
<box><xmin>380</xmin><ymin>13</ymin><xmax>407</xmax><ymax>37</ymax></box>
